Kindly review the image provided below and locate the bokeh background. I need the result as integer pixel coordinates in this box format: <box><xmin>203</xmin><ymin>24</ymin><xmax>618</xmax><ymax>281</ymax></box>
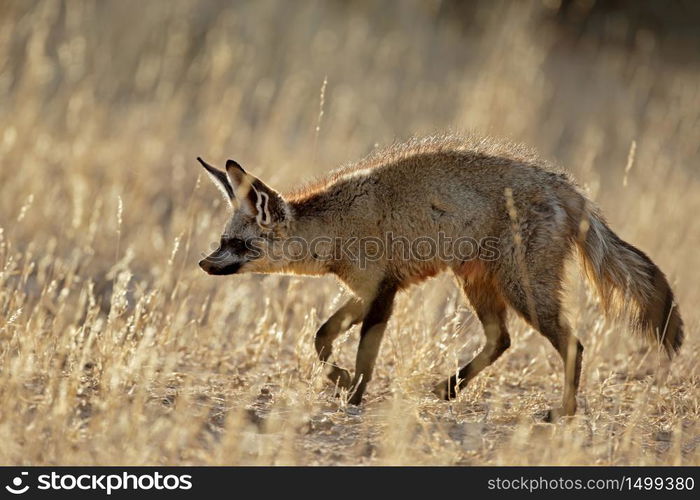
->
<box><xmin>0</xmin><ymin>0</ymin><xmax>698</xmax><ymax>465</ymax></box>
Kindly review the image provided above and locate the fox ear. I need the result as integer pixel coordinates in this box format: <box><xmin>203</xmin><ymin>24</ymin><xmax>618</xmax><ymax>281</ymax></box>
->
<box><xmin>197</xmin><ymin>157</ymin><xmax>234</xmax><ymax>206</ymax></box>
<box><xmin>225</xmin><ymin>159</ymin><xmax>287</xmax><ymax>229</ymax></box>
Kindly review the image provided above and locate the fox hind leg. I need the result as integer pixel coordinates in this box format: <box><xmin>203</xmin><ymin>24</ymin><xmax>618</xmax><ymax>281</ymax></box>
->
<box><xmin>435</xmin><ymin>274</ymin><xmax>511</xmax><ymax>400</ymax></box>
<box><xmin>500</xmin><ymin>271</ymin><xmax>584</xmax><ymax>420</ymax></box>
<box><xmin>531</xmin><ymin>312</ymin><xmax>583</xmax><ymax>421</ymax></box>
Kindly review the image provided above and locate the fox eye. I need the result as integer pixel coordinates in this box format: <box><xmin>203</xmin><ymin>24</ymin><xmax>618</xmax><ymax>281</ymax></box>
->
<box><xmin>221</xmin><ymin>237</ymin><xmax>247</xmax><ymax>253</ymax></box>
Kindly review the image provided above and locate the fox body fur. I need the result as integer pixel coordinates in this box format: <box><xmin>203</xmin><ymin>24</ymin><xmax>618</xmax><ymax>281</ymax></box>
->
<box><xmin>197</xmin><ymin>135</ymin><xmax>683</xmax><ymax>418</ymax></box>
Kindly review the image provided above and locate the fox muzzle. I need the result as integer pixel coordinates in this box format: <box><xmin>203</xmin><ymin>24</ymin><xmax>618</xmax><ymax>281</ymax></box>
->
<box><xmin>198</xmin><ymin>259</ymin><xmax>242</xmax><ymax>275</ymax></box>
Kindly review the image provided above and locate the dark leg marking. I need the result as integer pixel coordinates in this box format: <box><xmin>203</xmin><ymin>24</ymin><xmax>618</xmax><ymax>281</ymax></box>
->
<box><xmin>348</xmin><ymin>278</ymin><xmax>398</xmax><ymax>405</ymax></box>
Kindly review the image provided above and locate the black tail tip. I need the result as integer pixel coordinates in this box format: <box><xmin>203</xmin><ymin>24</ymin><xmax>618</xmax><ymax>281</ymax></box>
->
<box><xmin>664</xmin><ymin>324</ymin><xmax>684</xmax><ymax>358</ymax></box>
<box><xmin>658</xmin><ymin>305</ymin><xmax>684</xmax><ymax>358</ymax></box>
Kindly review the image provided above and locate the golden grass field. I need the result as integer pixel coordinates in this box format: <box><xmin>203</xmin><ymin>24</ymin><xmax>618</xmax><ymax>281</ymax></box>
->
<box><xmin>0</xmin><ymin>0</ymin><xmax>698</xmax><ymax>465</ymax></box>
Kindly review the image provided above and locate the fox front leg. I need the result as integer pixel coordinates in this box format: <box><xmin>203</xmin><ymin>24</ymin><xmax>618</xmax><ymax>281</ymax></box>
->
<box><xmin>348</xmin><ymin>279</ymin><xmax>398</xmax><ymax>405</ymax></box>
<box><xmin>315</xmin><ymin>298</ymin><xmax>366</xmax><ymax>389</ymax></box>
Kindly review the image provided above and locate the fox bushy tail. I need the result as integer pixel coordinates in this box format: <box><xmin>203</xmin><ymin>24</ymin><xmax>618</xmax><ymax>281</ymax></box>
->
<box><xmin>573</xmin><ymin>204</ymin><xmax>683</xmax><ymax>356</ymax></box>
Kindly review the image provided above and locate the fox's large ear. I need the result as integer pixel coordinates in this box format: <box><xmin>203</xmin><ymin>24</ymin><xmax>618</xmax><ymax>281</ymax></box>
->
<box><xmin>225</xmin><ymin>159</ymin><xmax>287</xmax><ymax>229</ymax></box>
<box><xmin>197</xmin><ymin>157</ymin><xmax>234</xmax><ymax>206</ymax></box>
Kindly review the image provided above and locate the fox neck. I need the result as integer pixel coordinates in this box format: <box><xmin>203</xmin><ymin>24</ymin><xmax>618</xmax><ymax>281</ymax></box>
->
<box><xmin>271</xmin><ymin>199</ymin><xmax>346</xmax><ymax>277</ymax></box>
<box><xmin>275</xmin><ymin>215</ymin><xmax>333</xmax><ymax>277</ymax></box>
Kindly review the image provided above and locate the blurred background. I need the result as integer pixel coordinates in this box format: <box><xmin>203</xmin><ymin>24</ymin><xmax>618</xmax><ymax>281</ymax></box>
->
<box><xmin>0</xmin><ymin>0</ymin><xmax>698</xmax><ymax>465</ymax></box>
<box><xmin>1</xmin><ymin>0</ymin><xmax>698</xmax><ymax>280</ymax></box>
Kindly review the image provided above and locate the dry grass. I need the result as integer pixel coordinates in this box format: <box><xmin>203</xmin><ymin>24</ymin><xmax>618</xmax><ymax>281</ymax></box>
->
<box><xmin>0</xmin><ymin>0</ymin><xmax>698</xmax><ymax>465</ymax></box>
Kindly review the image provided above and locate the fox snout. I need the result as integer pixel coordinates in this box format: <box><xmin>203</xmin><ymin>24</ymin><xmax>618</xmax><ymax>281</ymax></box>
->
<box><xmin>198</xmin><ymin>257</ymin><xmax>242</xmax><ymax>275</ymax></box>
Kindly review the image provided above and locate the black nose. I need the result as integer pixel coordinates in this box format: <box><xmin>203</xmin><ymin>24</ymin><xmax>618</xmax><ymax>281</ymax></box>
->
<box><xmin>198</xmin><ymin>259</ymin><xmax>242</xmax><ymax>276</ymax></box>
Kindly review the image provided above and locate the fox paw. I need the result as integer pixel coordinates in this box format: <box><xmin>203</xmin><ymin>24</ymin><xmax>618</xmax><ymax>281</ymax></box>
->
<box><xmin>543</xmin><ymin>407</ymin><xmax>576</xmax><ymax>422</ymax></box>
<box><xmin>327</xmin><ymin>366</ymin><xmax>352</xmax><ymax>390</ymax></box>
<box><xmin>433</xmin><ymin>380</ymin><xmax>459</xmax><ymax>401</ymax></box>
<box><xmin>348</xmin><ymin>389</ymin><xmax>364</xmax><ymax>406</ymax></box>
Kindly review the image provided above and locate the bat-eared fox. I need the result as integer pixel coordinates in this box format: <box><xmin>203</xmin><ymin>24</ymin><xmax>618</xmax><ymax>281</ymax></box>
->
<box><xmin>197</xmin><ymin>135</ymin><xmax>682</xmax><ymax>420</ymax></box>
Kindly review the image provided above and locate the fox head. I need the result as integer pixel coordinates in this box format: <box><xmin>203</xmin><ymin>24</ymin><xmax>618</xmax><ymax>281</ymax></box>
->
<box><xmin>197</xmin><ymin>157</ymin><xmax>293</xmax><ymax>276</ymax></box>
